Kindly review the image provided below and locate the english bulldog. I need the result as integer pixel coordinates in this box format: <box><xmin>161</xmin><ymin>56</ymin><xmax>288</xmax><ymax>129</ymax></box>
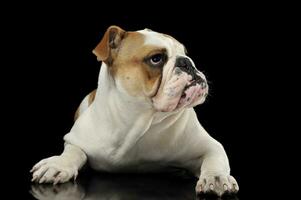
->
<box><xmin>31</xmin><ymin>26</ymin><xmax>239</xmax><ymax>196</ymax></box>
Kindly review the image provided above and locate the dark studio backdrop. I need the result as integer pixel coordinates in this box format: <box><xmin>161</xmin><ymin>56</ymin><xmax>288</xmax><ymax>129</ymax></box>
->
<box><xmin>3</xmin><ymin>2</ymin><xmax>287</xmax><ymax>200</ymax></box>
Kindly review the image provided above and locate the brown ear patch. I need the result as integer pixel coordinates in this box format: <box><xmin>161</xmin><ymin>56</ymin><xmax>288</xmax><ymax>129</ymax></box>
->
<box><xmin>93</xmin><ymin>26</ymin><xmax>126</xmax><ymax>64</ymax></box>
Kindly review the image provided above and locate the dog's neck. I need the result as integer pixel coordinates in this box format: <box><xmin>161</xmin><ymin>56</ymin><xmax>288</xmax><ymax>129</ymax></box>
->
<box><xmin>89</xmin><ymin>63</ymin><xmax>186</xmax><ymax>159</ymax></box>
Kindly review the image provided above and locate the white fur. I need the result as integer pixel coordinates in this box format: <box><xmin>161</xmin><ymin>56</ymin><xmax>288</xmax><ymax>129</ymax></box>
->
<box><xmin>138</xmin><ymin>29</ymin><xmax>171</xmax><ymax>47</ymax></box>
<box><xmin>138</xmin><ymin>29</ymin><xmax>186</xmax><ymax>57</ymax></box>
<box><xmin>31</xmin><ymin>30</ymin><xmax>238</xmax><ymax>196</ymax></box>
<box><xmin>77</xmin><ymin>95</ymin><xmax>90</xmax><ymax>116</ymax></box>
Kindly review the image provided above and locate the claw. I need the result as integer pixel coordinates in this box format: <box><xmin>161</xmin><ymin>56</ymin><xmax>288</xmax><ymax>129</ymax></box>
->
<box><xmin>73</xmin><ymin>171</ymin><xmax>78</xmax><ymax>181</ymax></box>
<box><xmin>53</xmin><ymin>176</ymin><xmax>61</xmax><ymax>185</ymax></box>
<box><xmin>31</xmin><ymin>175</ymin><xmax>38</xmax><ymax>182</ymax></box>
<box><xmin>233</xmin><ymin>184</ymin><xmax>239</xmax><ymax>192</ymax></box>
<box><xmin>30</xmin><ymin>160</ymin><xmax>47</xmax><ymax>174</ymax></box>
<box><xmin>39</xmin><ymin>176</ymin><xmax>45</xmax><ymax>184</ymax></box>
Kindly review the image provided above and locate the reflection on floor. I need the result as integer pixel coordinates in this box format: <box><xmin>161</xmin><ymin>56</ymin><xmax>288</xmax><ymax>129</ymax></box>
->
<box><xmin>30</xmin><ymin>172</ymin><xmax>239</xmax><ymax>200</ymax></box>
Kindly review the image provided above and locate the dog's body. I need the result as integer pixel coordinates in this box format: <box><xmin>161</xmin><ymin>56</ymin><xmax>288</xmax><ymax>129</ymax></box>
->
<box><xmin>31</xmin><ymin>26</ymin><xmax>238</xmax><ymax>196</ymax></box>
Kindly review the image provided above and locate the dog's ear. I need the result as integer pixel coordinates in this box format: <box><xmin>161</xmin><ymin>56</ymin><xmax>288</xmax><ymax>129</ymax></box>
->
<box><xmin>93</xmin><ymin>26</ymin><xmax>126</xmax><ymax>65</ymax></box>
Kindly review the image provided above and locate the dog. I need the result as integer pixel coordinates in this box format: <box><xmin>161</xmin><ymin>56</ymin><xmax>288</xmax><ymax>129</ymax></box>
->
<box><xmin>31</xmin><ymin>26</ymin><xmax>239</xmax><ymax>196</ymax></box>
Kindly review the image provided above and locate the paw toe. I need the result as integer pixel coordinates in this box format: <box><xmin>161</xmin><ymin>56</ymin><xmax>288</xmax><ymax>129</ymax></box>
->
<box><xmin>32</xmin><ymin>165</ymin><xmax>49</xmax><ymax>183</ymax></box>
<box><xmin>41</xmin><ymin>168</ymin><xmax>59</xmax><ymax>183</ymax></box>
<box><xmin>54</xmin><ymin>171</ymin><xmax>70</xmax><ymax>185</ymax></box>
<box><xmin>228</xmin><ymin>175</ymin><xmax>239</xmax><ymax>193</ymax></box>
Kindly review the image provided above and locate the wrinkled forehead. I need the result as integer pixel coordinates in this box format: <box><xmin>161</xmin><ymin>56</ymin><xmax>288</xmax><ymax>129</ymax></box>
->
<box><xmin>137</xmin><ymin>29</ymin><xmax>186</xmax><ymax>56</ymax></box>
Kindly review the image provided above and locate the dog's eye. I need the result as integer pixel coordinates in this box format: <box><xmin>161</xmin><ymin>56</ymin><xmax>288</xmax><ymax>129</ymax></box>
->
<box><xmin>150</xmin><ymin>54</ymin><xmax>163</xmax><ymax>65</ymax></box>
<box><xmin>148</xmin><ymin>53</ymin><xmax>167</xmax><ymax>67</ymax></box>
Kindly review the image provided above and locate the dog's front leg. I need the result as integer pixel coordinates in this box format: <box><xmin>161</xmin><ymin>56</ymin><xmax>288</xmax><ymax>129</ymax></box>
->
<box><xmin>31</xmin><ymin>143</ymin><xmax>87</xmax><ymax>184</ymax></box>
<box><xmin>196</xmin><ymin>142</ymin><xmax>239</xmax><ymax>196</ymax></box>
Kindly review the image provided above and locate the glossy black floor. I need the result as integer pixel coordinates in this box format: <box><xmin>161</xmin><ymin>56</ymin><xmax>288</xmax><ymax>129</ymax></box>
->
<box><xmin>28</xmin><ymin>170</ymin><xmax>239</xmax><ymax>200</ymax></box>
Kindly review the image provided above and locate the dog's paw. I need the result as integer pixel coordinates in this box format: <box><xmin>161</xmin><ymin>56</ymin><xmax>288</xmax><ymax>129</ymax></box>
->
<box><xmin>30</xmin><ymin>156</ymin><xmax>78</xmax><ymax>184</ymax></box>
<box><xmin>195</xmin><ymin>174</ymin><xmax>239</xmax><ymax>196</ymax></box>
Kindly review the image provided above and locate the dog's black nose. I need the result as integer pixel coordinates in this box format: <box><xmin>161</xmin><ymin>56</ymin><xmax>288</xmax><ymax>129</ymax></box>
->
<box><xmin>175</xmin><ymin>57</ymin><xmax>193</xmax><ymax>69</ymax></box>
<box><xmin>175</xmin><ymin>56</ymin><xmax>198</xmax><ymax>78</ymax></box>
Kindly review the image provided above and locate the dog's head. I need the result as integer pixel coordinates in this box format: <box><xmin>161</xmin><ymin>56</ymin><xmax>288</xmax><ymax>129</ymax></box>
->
<box><xmin>93</xmin><ymin>26</ymin><xmax>208</xmax><ymax>112</ymax></box>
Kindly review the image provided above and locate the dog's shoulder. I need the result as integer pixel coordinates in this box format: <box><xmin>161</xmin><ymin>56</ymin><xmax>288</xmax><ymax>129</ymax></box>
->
<box><xmin>74</xmin><ymin>89</ymin><xmax>96</xmax><ymax>121</ymax></box>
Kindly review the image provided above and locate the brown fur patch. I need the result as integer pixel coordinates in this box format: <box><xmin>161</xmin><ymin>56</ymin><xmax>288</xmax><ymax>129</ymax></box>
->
<box><xmin>110</xmin><ymin>32</ymin><xmax>164</xmax><ymax>97</ymax></box>
<box><xmin>88</xmin><ymin>90</ymin><xmax>96</xmax><ymax>105</ymax></box>
<box><xmin>74</xmin><ymin>107</ymin><xmax>80</xmax><ymax>121</ymax></box>
<box><xmin>74</xmin><ymin>89</ymin><xmax>97</xmax><ymax>121</ymax></box>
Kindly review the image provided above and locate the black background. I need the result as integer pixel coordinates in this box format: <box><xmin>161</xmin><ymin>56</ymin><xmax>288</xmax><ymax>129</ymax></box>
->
<box><xmin>3</xmin><ymin>2</ymin><xmax>289</xmax><ymax>199</ymax></box>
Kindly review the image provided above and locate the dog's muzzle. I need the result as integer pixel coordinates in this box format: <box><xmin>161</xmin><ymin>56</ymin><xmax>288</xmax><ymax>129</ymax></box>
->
<box><xmin>172</xmin><ymin>56</ymin><xmax>208</xmax><ymax>109</ymax></box>
<box><xmin>152</xmin><ymin>56</ymin><xmax>208</xmax><ymax>112</ymax></box>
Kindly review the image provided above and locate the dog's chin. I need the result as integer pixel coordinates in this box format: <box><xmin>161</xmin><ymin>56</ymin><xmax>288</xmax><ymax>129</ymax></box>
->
<box><xmin>176</xmin><ymin>86</ymin><xmax>208</xmax><ymax>109</ymax></box>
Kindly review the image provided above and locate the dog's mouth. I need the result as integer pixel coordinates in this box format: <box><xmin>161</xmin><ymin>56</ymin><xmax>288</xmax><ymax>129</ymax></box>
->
<box><xmin>176</xmin><ymin>72</ymin><xmax>208</xmax><ymax>109</ymax></box>
<box><xmin>181</xmin><ymin>77</ymin><xmax>206</xmax><ymax>98</ymax></box>
<box><xmin>151</xmin><ymin>67</ymin><xmax>208</xmax><ymax>112</ymax></box>
<box><xmin>181</xmin><ymin>77</ymin><xmax>206</xmax><ymax>97</ymax></box>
